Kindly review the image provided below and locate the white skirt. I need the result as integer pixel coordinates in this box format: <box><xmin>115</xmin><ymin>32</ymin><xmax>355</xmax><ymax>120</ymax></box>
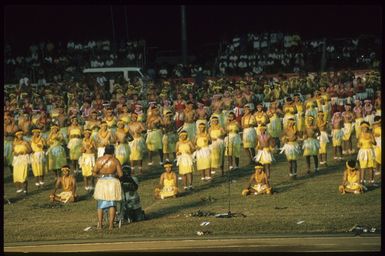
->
<box><xmin>177</xmin><ymin>153</ymin><xmax>194</xmax><ymax>167</ymax></box>
<box><xmin>97</xmin><ymin>147</ymin><xmax>105</xmax><ymax>158</ymax></box>
<box><xmin>254</xmin><ymin>148</ymin><xmax>273</xmax><ymax>164</ymax></box>
<box><xmin>319</xmin><ymin>131</ymin><xmax>329</xmax><ymax>144</ymax></box>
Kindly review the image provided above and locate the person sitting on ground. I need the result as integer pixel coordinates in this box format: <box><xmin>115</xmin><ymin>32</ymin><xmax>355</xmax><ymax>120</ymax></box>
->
<box><xmin>339</xmin><ymin>160</ymin><xmax>366</xmax><ymax>194</ymax></box>
<box><xmin>49</xmin><ymin>165</ymin><xmax>77</xmax><ymax>203</ymax></box>
<box><xmin>155</xmin><ymin>161</ymin><xmax>179</xmax><ymax>199</ymax></box>
<box><xmin>242</xmin><ymin>162</ymin><xmax>272</xmax><ymax>196</ymax></box>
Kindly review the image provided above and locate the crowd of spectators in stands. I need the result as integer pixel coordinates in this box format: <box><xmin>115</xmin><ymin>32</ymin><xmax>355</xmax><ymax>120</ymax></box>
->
<box><xmin>4</xmin><ymin>39</ymin><xmax>145</xmax><ymax>84</ymax></box>
<box><xmin>4</xmin><ymin>32</ymin><xmax>380</xmax><ymax>84</ymax></box>
<box><xmin>216</xmin><ymin>32</ymin><xmax>380</xmax><ymax>76</ymax></box>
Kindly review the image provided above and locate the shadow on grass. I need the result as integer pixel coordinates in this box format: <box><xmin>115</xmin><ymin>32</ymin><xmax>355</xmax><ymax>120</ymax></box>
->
<box><xmin>77</xmin><ymin>191</ymin><xmax>94</xmax><ymax>202</ymax></box>
<box><xmin>272</xmin><ymin>181</ymin><xmax>304</xmax><ymax>193</ymax></box>
<box><xmin>4</xmin><ymin>174</ymin><xmax>14</xmax><ymax>184</ymax></box>
<box><xmin>294</xmin><ymin>163</ymin><xmax>343</xmax><ymax>181</ymax></box>
<box><xmin>365</xmin><ymin>183</ymin><xmax>382</xmax><ymax>193</ymax></box>
<box><xmin>4</xmin><ymin>194</ymin><xmax>28</xmax><ymax>204</ymax></box>
<box><xmin>145</xmin><ymin>197</ymin><xmax>209</xmax><ymax>220</ymax></box>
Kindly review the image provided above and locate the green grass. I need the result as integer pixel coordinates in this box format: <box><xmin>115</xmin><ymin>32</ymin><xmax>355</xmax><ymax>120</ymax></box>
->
<box><xmin>4</xmin><ymin>142</ymin><xmax>381</xmax><ymax>244</ymax></box>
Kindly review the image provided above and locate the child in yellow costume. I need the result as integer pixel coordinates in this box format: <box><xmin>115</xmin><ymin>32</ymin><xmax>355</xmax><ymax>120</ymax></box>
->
<box><xmin>339</xmin><ymin>160</ymin><xmax>366</xmax><ymax>194</ymax></box>
<box><xmin>357</xmin><ymin>121</ymin><xmax>376</xmax><ymax>185</ymax></box>
<box><xmin>30</xmin><ymin>129</ymin><xmax>46</xmax><ymax>187</ymax></box>
<box><xmin>331</xmin><ymin>112</ymin><xmax>344</xmax><ymax>161</ymax></box>
<box><xmin>115</xmin><ymin>120</ymin><xmax>131</xmax><ymax>166</ymax></box>
<box><xmin>176</xmin><ymin>130</ymin><xmax>195</xmax><ymax>191</ymax></box>
<box><xmin>224</xmin><ymin>112</ymin><xmax>242</xmax><ymax>170</ymax></box>
<box><xmin>208</xmin><ymin>116</ymin><xmax>225</xmax><ymax>176</ymax></box>
<box><xmin>154</xmin><ymin>161</ymin><xmax>179</xmax><ymax>199</ymax></box>
<box><xmin>79</xmin><ymin>129</ymin><xmax>96</xmax><ymax>191</ymax></box>
<box><xmin>127</xmin><ymin>113</ymin><xmax>146</xmax><ymax>175</ymax></box>
<box><xmin>372</xmin><ymin>116</ymin><xmax>381</xmax><ymax>176</ymax></box>
<box><xmin>67</xmin><ymin>116</ymin><xmax>83</xmax><ymax>174</ymax></box>
<box><xmin>162</xmin><ymin>111</ymin><xmax>177</xmax><ymax>162</ymax></box>
<box><xmin>280</xmin><ymin>118</ymin><xmax>301</xmax><ymax>178</ymax></box>
<box><xmin>49</xmin><ymin>165</ymin><xmax>77</xmax><ymax>203</ymax></box>
<box><xmin>242</xmin><ymin>162</ymin><xmax>272</xmax><ymax>196</ymax></box>
<box><xmin>317</xmin><ymin>111</ymin><xmax>329</xmax><ymax>166</ymax></box>
<box><xmin>13</xmin><ymin>130</ymin><xmax>32</xmax><ymax>194</ymax></box>
<box><xmin>194</xmin><ymin>122</ymin><xmax>212</xmax><ymax>181</ymax></box>
<box><xmin>242</xmin><ymin>104</ymin><xmax>257</xmax><ymax>163</ymax></box>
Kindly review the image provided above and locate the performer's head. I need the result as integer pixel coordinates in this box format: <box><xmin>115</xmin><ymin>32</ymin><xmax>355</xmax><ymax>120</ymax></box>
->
<box><xmin>346</xmin><ymin>160</ymin><xmax>356</xmax><ymax>171</ymax></box>
<box><xmin>254</xmin><ymin>162</ymin><xmax>264</xmax><ymax>173</ymax></box>
<box><xmin>198</xmin><ymin>122</ymin><xmax>206</xmax><ymax>132</ymax></box>
<box><xmin>51</xmin><ymin>125</ymin><xmax>59</xmax><ymax>132</ymax></box>
<box><xmin>61</xmin><ymin>165</ymin><xmax>71</xmax><ymax>176</ymax></box>
<box><xmin>15</xmin><ymin>130</ymin><xmax>24</xmax><ymax>139</ymax></box>
<box><xmin>100</xmin><ymin>121</ymin><xmax>108</xmax><ymax>130</ymax></box>
<box><xmin>32</xmin><ymin>129</ymin><xmax>41</xmax><ymax>136</ymax></box>
<box><xmin>117</xmin><ymin>120</ymin><xmax>125</xmax><ymax>129</ymax></box>
<box><xmin>163</xmin><ymin>160</ymin><xmax>173</xmax><ymax>172</ymax></box>
<box><xmin>104</xmin><ymin>144</ymin><xmax>115</xmax><ymax>155</ymax></box>
<box><xmin>228</xmin><ymin>112</ymin><xmax>235</xmax><ymax>121</ymax></box>
<box><xmin>179</xmin><ymin>130</ymin><xmax>188</xmax><ymax>141</ymax></box>
<box><xmin>256</xmin><ymin>103</ymin><xmax>263</xmax><ymax>112</ymax></box>
<box><xmin>360</xmin><ymin>121</ymin><xmax>370</xmax><ymax>132</ymax></box>
<box><xmin>210</xmin><ymin>116</ymin><xmax>219</xmax><ymax>125</ymax></box>
<box><xmin>131</xmin><ymin>112</ymin><xmax>138</xmax><ymax>121</ymax></box>
<box><xmin>84</xmin><ymin>129</ymin><xmax>91</xmax><ymax>138</ymax></box>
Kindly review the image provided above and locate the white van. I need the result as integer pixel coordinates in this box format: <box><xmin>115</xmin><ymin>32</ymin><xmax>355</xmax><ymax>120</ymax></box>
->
<box><xmin>82</xmin><ymin>67</ymin><xmax>145</xmax><ymax>82</ymax></box>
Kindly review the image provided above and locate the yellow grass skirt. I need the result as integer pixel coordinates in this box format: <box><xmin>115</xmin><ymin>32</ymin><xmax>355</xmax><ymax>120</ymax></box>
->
<box><xmin>12</xmin><ymin>154</ymin><xmax>30</xmax><ymax>183</ymax></box>
<box><xmin>94</xmin><ymin>177</ymin><xmax>122</xmax><ymax>201</ymax></box>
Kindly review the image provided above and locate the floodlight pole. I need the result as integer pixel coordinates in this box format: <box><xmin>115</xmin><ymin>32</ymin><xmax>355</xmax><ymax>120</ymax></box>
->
<box><xmin>181</xmin><ymin>5</ymin><xmax>188</xmax><ymax>66</ymax></box>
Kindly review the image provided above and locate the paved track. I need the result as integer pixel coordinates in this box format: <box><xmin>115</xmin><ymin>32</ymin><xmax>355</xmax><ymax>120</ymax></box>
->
<box><xmin>4</xmin><ymin>236</ymin><xmax>381</xmax><ymax>252</ymax></box>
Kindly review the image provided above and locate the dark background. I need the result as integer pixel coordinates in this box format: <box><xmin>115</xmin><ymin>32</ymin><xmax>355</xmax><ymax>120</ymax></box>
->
<box><xmin>4</xmin><ymin>4</ymin><xmax>382</xmax><ymax>54</ymax></box>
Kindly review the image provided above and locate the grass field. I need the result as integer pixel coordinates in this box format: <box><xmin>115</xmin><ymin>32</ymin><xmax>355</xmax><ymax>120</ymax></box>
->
<box><xmin>3</xmin><ymin>141</ymin><xmax>381</xmax><ymax>244</ymax></box>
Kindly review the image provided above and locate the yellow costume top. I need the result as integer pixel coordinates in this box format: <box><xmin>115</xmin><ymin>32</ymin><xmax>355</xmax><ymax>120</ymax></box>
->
<box><xmin>294</xmin><ymin>103</ymin><xmax>304</xmax><ymax>113</ymax></box>
<box><xmin>210</xmin><ymin>127</ymin><xmax>223</xmax><ymax>140</ymax></box>
<box><xmin>31</xmin><ymin>137</ymin><xmax>45</xmax><ymax>152</ymax></box>
<box><xmin>347</xmin><ymin>170</ymin><xmax>360</xmax><ymax>184</ymax></box>
<box><xmin>179</xmin><ymin>141</ymin><xmax>192</xmax><ymax>154</ymax></box>
<box><xmin>48</xmin><ymin>133</ymin><xmax>63</xmax><ymax>146</ymax></box>
<box><xmin>283</xmin><ymin>105</ymin><xmax>296</xmax><ymax>114</ymax></box>
<box><xmin>255</xmin><ymin>113</ymin><xmax>267</xmax><ymax>124</ymax></box>
<box><xmin>105</xmin><ymin>117</ymin><xmax>117</xmax><ymax>128</ymax></box>
<box><xmin>197</xmin><ymin>134</ymin><xmax>209</xmax><ymax>147</ymax></box>
<box><xmin>119</xmin><ymin>115</ymin><xmax>131</xmax><ymax>124</ymax></box>
<box><xmin>13</xmin><ymin>143</ymin><xmax>29</xmax><ymax>154</ymax></box>
<box><xmin>69</xmin><ymin>127</ymin><xmax>81</xmax><ymax>137</ymax></box>
<box><xmin>373</xmin><ymin>126</ymin><xmax>381</xmax><ymax>138</ymax></box>
<box><xmin>359</xmin><ymin>135</ymin><xmax>373</xmax><ymax>149</ymax></box>
<box><xmin>227</xmin><ymin>122</ymin><xmax>239</xmax><ymax>134</ymax></box>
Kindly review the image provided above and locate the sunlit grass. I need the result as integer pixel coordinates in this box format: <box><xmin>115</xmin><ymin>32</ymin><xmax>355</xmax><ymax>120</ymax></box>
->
<box><xmin>4</xmin><ymin>142</ymin><xmax>381</xmax><ymax>244</ymax></box>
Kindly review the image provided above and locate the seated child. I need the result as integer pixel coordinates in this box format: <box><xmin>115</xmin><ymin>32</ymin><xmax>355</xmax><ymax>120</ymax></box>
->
<box><xmin>49</xmin><ymin>165</ymin><xmax>77</xmax><ymax>203</ymax></box>
<box><xmin>155</xmin><ymin>161</ymin><xmax>179</xmax><ymax>199</ymax></box>
<box><xmin>242</xmin><ymin>162</ymin><xmax>272</xmax><ymax>196</ymax></box>
<box><xmin>339</xmin><ymin>160</ymin><xmax>366</xmax><ymax>194</ymax></box>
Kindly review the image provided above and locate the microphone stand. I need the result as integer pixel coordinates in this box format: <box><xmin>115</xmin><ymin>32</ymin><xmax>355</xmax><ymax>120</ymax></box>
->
<box><xmin>217</xmin><ymin>124</ymin><xmax>234</xmax><ymax>218</ymax></box>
